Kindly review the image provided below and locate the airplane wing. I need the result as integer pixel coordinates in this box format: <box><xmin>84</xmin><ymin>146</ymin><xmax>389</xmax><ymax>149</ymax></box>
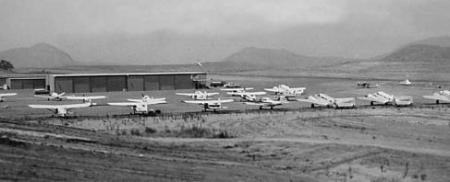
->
<box><xmin>248</xmin><ymin>91</ymin><xmax>267</xmax><ymax>96</ymax></box>
<box><xmin>291</xmin><ymin>87</ymin><xmax>306</xmax><ymax>92</ymax></box>
<box><xmin>221</xmin><ymin>88</ymin><xmax>253</xmax><ymax>91</ymax></box>
<box><xmin>297</xmin><ymin>97</ymin><xmax>329</xmax><ymax>106</ymax></box>
<box><xmin>0</xmin><ymin>93</ymin><xmax>17</xmax><ymax>97</ymax></box>
<box><xmin>176</xmin><ymin>93</ymin><xmax>194</xmax><ymax>96</ymax></box>
<box><xmin>29</xmin><ymin>104</ymin><xmax>60</xmax><ymax>109</ymax></box>
<box><xmin>29</xmin><ymin>103</ymin><xmax>91</xmax><ymax>109</ymax></box>
<box><xmin>243</xmin><ymin>102</ymin><xmax>267</xmax><ymax>106</ymax></box>
<box><xmin>183</xmin><ymin>99</ymin><xmax>233</xmax><ymax>104</ymax></box>
<box><xmin>66</xmin><ymin>95</ymin><xmax>106</xmax><ymax>100</ymax></box>
<box><xmin>108</xmin><ymin>102</ymin><xmax>138</xmax><ymax>107</ymax></box>
<box><xmin>205</xmin><ymin>92</ymin><xmax>219</xmax><ymax>96</ymax></box>
<box><xmin>423</xmin><ymin>94</ymin><xmax>450</xmax><ymax>102</ymax></box>
<box><xmin>128</xmin><ymin>97</ymin><xmax>166</xmax><ymax>102</ymax></box>
<box><xmin>143</xmin><ymin>100</ymin><xmax>167</xmax><ymax>105</ymax></box>
<box><xmin>62</xmin><ymin>103</ymin><xmax>92</xmax><ymax>109</ymax></box>
<box><xmin>264</xmin><ymin>88</ymin><xmax>278</xmax><ymax>92</ymax></box>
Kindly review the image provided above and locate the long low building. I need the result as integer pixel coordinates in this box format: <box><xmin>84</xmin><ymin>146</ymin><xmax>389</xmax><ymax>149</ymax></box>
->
<box><xmin>48</xmin><ymin>72</ymin><xmax>207</xmax><ymax>93</ymax></box>
<box><xmin>2</xmin><ymin>77</ymin><xmax>46</xmax><ymax>90</ymax></box>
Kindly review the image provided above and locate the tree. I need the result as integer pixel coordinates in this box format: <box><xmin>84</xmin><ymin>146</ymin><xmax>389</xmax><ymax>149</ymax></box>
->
<box><xmin>0</xmin><ymin>60</ymin><xmax>14</xmax><ymax>70</ymax></box>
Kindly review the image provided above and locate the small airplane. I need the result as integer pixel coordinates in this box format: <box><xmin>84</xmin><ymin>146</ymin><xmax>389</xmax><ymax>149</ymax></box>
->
<box><xmin>226</xmin><ymin>90</ymin><xmax>266</xmax><ymax>101</ymax></box>
<box><xmin>220</xmin><ymin>87</ymin><xmax>254</xmax><ymax>92</ymax></box>
<box><xmin>183</xmin><ymin>98</ymin><xmax>234</xmax><ymax>112</ymax></box>
<box><xmin>243</xmin><ymin>96</ymin><xmax>288</xmax><ymax>110</ymax></box>
<box><xmin>358</xmin><ymin>91</ymin><xmax>413</xmax><ymax>106</ymax></box>
<box><xmin>297</xmin><ymin>93</ymin><xmax>355</xmax><ymax>108</ymax></box>
<box><xmin>126</xmin><ymin>95</ymin><xmax>166</xmax><ymax>103</ymax></box>
<box><xmin>356</xmin><ymin>81</ymin><xmax>378</xmax><ymax>88</ymax></box>
<box><xmin>34</xmin><ymin>92</ymin><xmax>66</xmax><ymax>101</ymax></box>
<box><xmin>65</xmin><ymin>95</ymin><xmax>107</xmax><ymax>103</ymax></box>
<box><xmin>399</xmin><ymin>79</ymin><xmax>412</xmax><ymax>86</ymax></box>
<box><xmin>0</xmin><ymin>93</ymin><xmax>17</xmax><ymax>102</ymax></box>
<box><xmin>264</xmin><ymin>84</ymin><xmax>305</xmax><ymax>96</ymax></box>
<box><xmin>28</xmin><ymin>102</ymin><xmax>96</xmax><ymax>117</ymax></box>
<box><xmin>423</xmin><ymin>90</ymin><xmax>450</xmax><ymax>104</ymax></box>
<box><xmin>176</xmin><ymin>91</ymin><xmax>219</xmax><ymax>100</ymax></box>
<box><xmin>108</xmin><ymin>95</ymin><xmax>167</xmax><ymax>115</ymax></box>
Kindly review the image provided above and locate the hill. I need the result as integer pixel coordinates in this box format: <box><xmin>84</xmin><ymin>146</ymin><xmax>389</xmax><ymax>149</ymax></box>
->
<box><xmin>203</xmin><ymin>47</ymin><xmax>350</xmax><ymax>72</ymax></box>
<box><xmin>0</xmin><ymin>43</ymin><xmax>75</xmax><ymax>68</ymax></box>
<box><xmin>410</xmin><ymin>36</ymin><xmax>450</xmax><ymax>47</ymax></box>
<box><xmin>381</xmin><ymin>44</ymin><xmax>450</xmax><ymax>62</ymax></box>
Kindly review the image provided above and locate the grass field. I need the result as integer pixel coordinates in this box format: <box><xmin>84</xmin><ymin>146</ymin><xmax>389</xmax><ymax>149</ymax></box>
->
<box><xmin>1</xmin><ymin>73</ymin><xmax>450</xmax><ymax>181</ymax></box>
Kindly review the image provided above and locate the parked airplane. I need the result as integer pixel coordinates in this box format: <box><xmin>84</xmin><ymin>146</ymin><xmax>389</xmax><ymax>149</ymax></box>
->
<box><xmin>399</xmin><ymin>79</ymin><xmax>412</xmax><ymax>86</ymax></box>
<box><xmin>183</xmin><ymin>98</ymin><xmax>233</xmax><ymax>111</ymax></box>
<box><xmin>423</xmin><ymin>90</ymin><xmax>450</xmax><ymax>104</ymax></box>
<box><xmin>28</xmin><ymin>102</ymin><xmax>95</xmax><ymax>117</ymax></box>
<box><xmin>0</xmin><ymin>93</ymin><xmax>17</xmax><ymax>102</ymax></box>
<box><xmin>226</xmin><ymin>91</ymin><xmax>266</xmax><ymax>101</ymax></box>
<box><xmin>126</xmin><ymin>95</ymin><xmax>166</xmax><ymax>103</ymax></box>
<box><xmin>176</xmin><ymin>91</ymin><xmax>219</xmax><ymax>100</ymax></box>
<box><xmin>65</xmin><ymin>95</ymin><xmax>107</xmax><ymax>103</ymax></box>
<box><xmin>243</xmin><ymin>96</ymin><xmax>288</xmax><ymax>110</ymax></box>
<box><xmin>358</xmin><ymin>91</ymin><xmax>413</xmax><ymax>106</ymax></box>
<box><xmin>108</xmin><ymin>96</ymin><xmax>167</xmax><ymax>115</ymax></box>
<box><xmin>220</xmin><ymin>87</ymin><xmax>254</xmax><ymax>92</ymax></box>
<box><xmin>264</xmin><ymin>84</ymin><xmax>305</xmax><ymax>96</ymax></box>
<box><xmin>297</xmin><ymin>93</ymin><xmax>355</xmax><ymax>108</ymax></box>
<box><xmin>34</xmin><ymin>92</ymin><xmax>66</xmax><ymax>101</ymax></box>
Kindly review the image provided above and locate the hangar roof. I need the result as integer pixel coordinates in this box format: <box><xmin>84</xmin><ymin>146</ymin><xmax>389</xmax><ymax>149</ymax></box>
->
<box><xmin>49</xmin><ymin>72</ymin><xmax>206</xmax><ymax>77</ymax></box>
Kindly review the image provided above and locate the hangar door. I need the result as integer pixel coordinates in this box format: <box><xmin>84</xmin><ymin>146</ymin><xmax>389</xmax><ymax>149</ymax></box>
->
<box><xmin>174</xmin><ymin>75</ymin><xmax>194</xmax><ymax>89</ymax></box>
<box><xmin>73</xmin><ymin>77</ymin><xmax>90</xmax><ymax>93</ymax></box>
<box><xmin>144</xmin><ymin>75</ymin><xmax>159</xmax><ymax>90</ymax></box>
<box><xmin>107</xmin><ymin>76</ymin><xmax>126</xmax><ymax>92</ymax></box>
<box><xmin>127</xmin><ymin>76</ymin><xmax>144</xmax><ymax>91</ymax></box>
<box><xmin>33</xmin><ymin>79</ymin><xmax>45</xmax><ymax>89</ymax></box>
<box><xmin>159</xmin><ymin>75</ymin><xmax>175</xmax><ymax>90</ymax></box>
<box><xmin>90</xmin><ymin>77</ymin><xmax>107</xmax><ymax>92</ymax></box>
<box><xmin>55</xmin><ymin>77</ymin><xmax>73</xmax><ymax>93</ymax></box>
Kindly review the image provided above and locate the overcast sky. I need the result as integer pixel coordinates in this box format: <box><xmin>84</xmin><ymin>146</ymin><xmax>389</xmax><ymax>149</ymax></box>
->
<box><xmin>1</xmin><ymin>0</ymin><xmax>449</xmax><ymax>62</ymax></box>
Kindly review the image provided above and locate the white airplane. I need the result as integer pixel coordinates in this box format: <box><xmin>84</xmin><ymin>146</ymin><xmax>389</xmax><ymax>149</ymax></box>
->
<box><xmin>108</xmin><ymin>95</ymin><xmax>167</xmax><ymax>115</ymax></box>
<box><xmin>126</xmin><ymin>95</ymin><xmax>166</xmax><ymax>103</ymax></box>
<box><xmin>399</xmin><ymin>79</ymin><xmax>412</xmax><ymax>86</ymax></box>
<box><xmin>358</xmin><ymin>91</ymin><xmax>413</xmax><ymax>106</ymax></box>
<box><xmin>28</xmin><ymin>102</ymin><xmax>95</xmax><ymax>117</ymax></box>
<box><xmin>176</xmin><ymin>91</ymin><xmax>219</xmax><ymax>100</ymax></box>
<box><xmin>0</xmin><ymin>93</ymin><xmax>17</xmax><ymax>102</ymax></box>
<box><xmin>243</xmin><ymin>96</ymin><xmax>288</xmax><ymax>110</ymax></box>
<box><xmin>264</xmin><ymin>84</ymin><xmax>305</xmax><ymax>96</ymax></box>
<box><xmin>423</xmin><ymin>90</ymin><xmax>450</xmax><ymax>104</ymax></box>
<box><xmin>65</xmin><ymin>95</ymin><xmax>107</xmax><ymax>103</ymax></box>
<box><xmin>226</xmin><ymin>91</ymin><xmax>266</xmax><ymax>101</ymax></box>
<box><xmin>220</xmin><ymin>87</ymin><xmax>254</xmax><ymax>92</ymax></box>
<box><xmin>297</xmin><ymin>93</ymin><xmax>355</xmax><ymax>108</ymax></box>
<box><xmin>183</xmin><ymin>98</ymin><xmax>234</xmax><ymax>112</ymax></box>
<box><xmin>34</xmin><ymin>92</ymin><xmax>66</xmax><ymax>101</ymax></box>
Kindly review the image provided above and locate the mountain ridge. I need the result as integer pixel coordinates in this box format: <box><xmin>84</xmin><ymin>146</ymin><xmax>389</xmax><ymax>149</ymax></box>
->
<box><xmin>0</xmin><ymin>43</ymin><xmax>75</xmax><ymax>68</ymax></box>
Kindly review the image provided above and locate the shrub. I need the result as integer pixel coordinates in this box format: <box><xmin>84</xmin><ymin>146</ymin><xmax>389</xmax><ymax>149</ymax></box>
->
<box><xmin>144</xmin><ymin>127</ymin><xmax>157</xmax><ymax>134</ymax></box>
<box><xmin>130</xmin><ymin>129</ymin><xmax>141</xmax><ymax>136</ymax></box>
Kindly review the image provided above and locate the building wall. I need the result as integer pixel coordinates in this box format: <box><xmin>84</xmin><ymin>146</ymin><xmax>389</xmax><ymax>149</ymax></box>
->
<box><xmin>51</xmin><ymin>73</ymin><xmax>206</xmax><ymax>93</ymax></box>
<box><xmin>9</xmin><ymin>78</ymin><xmax>46</xmax><ymax>90</ymax></box>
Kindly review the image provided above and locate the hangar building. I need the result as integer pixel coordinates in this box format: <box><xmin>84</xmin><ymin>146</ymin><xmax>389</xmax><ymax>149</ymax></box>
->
<box><xmin>47</xmin><ymin>72</ymin><xmax>207</xmax><ymax>93</ymax></box>
<box><xmin>4</xmin><ymin>77</ymin><xmax>46</xmax><ymax>90</ymax></box>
